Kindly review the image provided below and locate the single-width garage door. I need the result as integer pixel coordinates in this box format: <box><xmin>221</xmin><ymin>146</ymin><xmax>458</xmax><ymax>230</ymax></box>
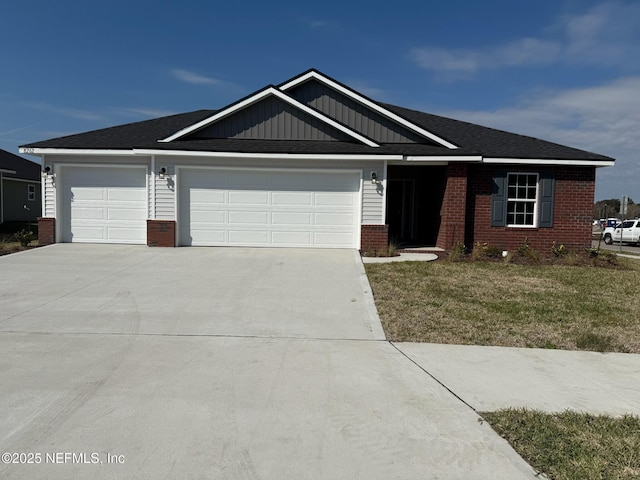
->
<box><xmin>178</xmin><ymin>168</ymin><xmax>361</xmax><ymax>248</ymax></box>
<box><xmin>60</xmin><ymin>166</ymin><xmax>147</xmax><ymax>244</ymax></box>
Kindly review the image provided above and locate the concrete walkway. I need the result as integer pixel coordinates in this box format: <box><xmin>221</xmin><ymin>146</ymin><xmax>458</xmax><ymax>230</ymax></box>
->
<box><xmin>0</xmin><ymin>245</ymin><xmax>536</xmax><ymax>480</ymax></box>
<box><xmin>395</xmin><ymin>342</ymin><xmax>640</xmax><ymax>416</ymax></box>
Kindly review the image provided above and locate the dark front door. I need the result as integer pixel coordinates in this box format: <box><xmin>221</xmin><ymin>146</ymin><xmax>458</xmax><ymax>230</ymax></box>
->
<box><xmin>387</xmin><ymin>179</ymin><xmax>416</xmax><ymax>242</ymax></box>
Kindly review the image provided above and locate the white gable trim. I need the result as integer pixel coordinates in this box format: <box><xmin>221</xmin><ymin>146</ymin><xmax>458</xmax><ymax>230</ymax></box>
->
<box><xmin>159</xmin><ymin>87</ymin><xmax>379</xmax><ymax>147</ymax></box>
<box><xmin>280</xmin><ymin>70</ymin><xmax>459</xmax><ymax>150</ymax></box>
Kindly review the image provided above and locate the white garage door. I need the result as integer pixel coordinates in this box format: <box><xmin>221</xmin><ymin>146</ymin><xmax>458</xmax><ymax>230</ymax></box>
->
<box><xmin>179</xmin><ymin>168</ymin><xmax>361</xmax><ymax>248</ymax></box>
<box><xmin>60</xmin><ymin>166</ymin><xmax>147</xmax><ymax>244</ymax></box>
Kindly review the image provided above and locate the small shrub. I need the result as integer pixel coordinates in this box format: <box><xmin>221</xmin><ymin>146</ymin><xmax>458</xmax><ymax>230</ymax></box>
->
<box><xmin>516</xmin><ymin>237</ymin><xmax>540</xmax><ymax>264</ymax></box>
<box><xmin>472</xmin><ymin>242</ymin><xmax>503</xmax><ymax>261</ymax></box>
<box><xmin>448</xmin><ymin>242</ymin><xmax>467</xmax><ymax>262</ymax></box>
<box><xmin>551</xmin><ymin>241</ymin><xmax>567</xmax><ymax>257</ymax></box>
<box><xmin>14</xmin><ymin>230</ymin><xmax>35</xmax><ymax>247</ymax></box>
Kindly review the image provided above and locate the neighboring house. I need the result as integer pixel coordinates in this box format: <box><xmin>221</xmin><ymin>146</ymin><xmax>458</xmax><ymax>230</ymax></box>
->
<box><xmin>0</xmin><ymin>149</ymin><xmax>41</xmax><ymax>224</ymax></box>
<box><xmin>20</xmin><ymin>69</ymin><xmax>614</xmax><ymax>252</ymax></box>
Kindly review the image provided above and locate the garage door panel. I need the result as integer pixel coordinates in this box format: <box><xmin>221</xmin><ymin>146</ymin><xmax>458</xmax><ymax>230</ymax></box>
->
<box><xmin>228</xmin><ymin>211</ymin><xmax>269</xmax><ymax>224</ymax></box>
<box><xmin>179</xmin><ymin>168</ymin><xmax>360</xmax><ymax>248</ymax></box>
<box><xmin>108</xmin><ymin>207</ymin><xmax>146</xmax><ymax>221</ymax></box>
<box><xmin>272</xmin><ymin>231</ymin><xmax>312</xmax><ymax>245</ymax></box>
<box><xmin>272</xmin><ymin>212</ymin><xmax>312</xmax><ymax>225</ymax></box>
<box><xmin>315</xmin><ymin>213</ymin><xmax>355</xmax><ymax>226</ymax></box>
<box><xmin>228</xmin><ymin>230</ymin><xmax>270</xmax><ymax>244</ymax></box>
<box><xmin>107</xmin><ymin>188</ymin><xmax>146</xmax><ymax>202</ymax></box>
<box><xmin>71</xmin><ymin>188</ymin><xmax>104</xmax><ymax>201</ymax></box>
<box><xmin>272</xmin><ymin>192</ymin><xmax>313</xmax><ymax>205</ymax></box>
<box><xmin>61</xmin><ymin>167</ymin><xmax>147</xmax><ymax>244</ymax></box>
<box><xmin>228</xmin><ymin>191</ymin><xmax>269</xmax><ymax>205</ymax></box>
<box><xmin>191</xmin><ymin>209</ymin><xmax>226</xmax><ymax>223</ymax></box>
<box><xmin>314</xmin><ymin>232</ymin><xmax>355</xmax><ymax>247</ymax></box>
<box><xmin>191</xmin><ymin>190</ymin><xmax>225</xmax><ymax>203</ymax></box>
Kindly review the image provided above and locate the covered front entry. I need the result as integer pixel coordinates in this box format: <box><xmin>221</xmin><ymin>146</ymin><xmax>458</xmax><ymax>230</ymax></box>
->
<box><xmin>59</xmin><ymin>166</ymin><xmax>147</xmax><ymax>244</ymax></box>
<box><xmin>178</xmin><ymin>167</ymin><xmax>361</xmax><ymax>248</ymax></box>
<box><xmin>386</xmin><ymin>165</ymin><xmax>447</xmax><ymax>246</ymax></box>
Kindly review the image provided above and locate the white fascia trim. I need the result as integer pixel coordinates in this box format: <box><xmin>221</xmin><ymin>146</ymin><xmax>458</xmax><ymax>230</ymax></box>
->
<box><xmin>483</xmin><ymin>157</ymin><xmax>615</xmax><ymax>167</ymax></box>
<box><xmin>19</xmin><ymin>148</ymin><xmax>135</xmax><ymax>156</ymax></box>
<box><xmin>405</xmin><ymin>155</ymin><xmax>482</xmax><ymax>162</ymax></box>
<box><xmin>160</xmin><ymin>87</ymin><xmax>379</xmax><ymax>147</ymax></box>
<box><xmin>133</xmin><ymin>148</ymin><xmax>402</xmax><ymax>161</ymax></box>
<box><xmin>280</xmin><ymin>71</ymin><xmax>459</xmax><ymax>150</ymax></box>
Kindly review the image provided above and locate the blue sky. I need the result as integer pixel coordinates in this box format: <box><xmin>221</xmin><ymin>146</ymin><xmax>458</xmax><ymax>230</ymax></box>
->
<box><xmin>1</xmin><ymin>0</ymin><xmax>638</xmax><ymax>201</ymax></box>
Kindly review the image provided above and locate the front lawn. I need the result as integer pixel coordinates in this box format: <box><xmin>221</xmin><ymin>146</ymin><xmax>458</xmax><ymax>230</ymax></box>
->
<box><xmin>483</xmin><ymin>409</ymin><xmax>640</xmax><ymax>480</ymax></box>
<box><xmin>364</xmin><ymin>257</ymin><xmax>640</xmax><ymax>353</ymax></box>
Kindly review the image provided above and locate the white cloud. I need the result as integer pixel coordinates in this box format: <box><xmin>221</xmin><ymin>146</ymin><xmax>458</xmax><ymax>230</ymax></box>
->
<box><xmin>171</xmin><ymin>69</ymin><xmax>222</xmax><ymax>85</ymax></box>
<box><xmin>431</xmin><ymin>77</ymin><xmax>640</xmax><ymax>200</ymax></box>
<box><xmin>112</xmin><ymin>107</ymin><xmax>177</xmax><ymax>118</ymax></box>
<box><xmin>410</xmin><ymin>1</ymin><xmax>640</xmax><ymax>74</ymax></box>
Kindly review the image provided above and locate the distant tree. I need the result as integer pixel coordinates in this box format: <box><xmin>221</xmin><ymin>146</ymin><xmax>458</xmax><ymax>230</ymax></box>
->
<box><xmin>594</xmin><ymin>198</ymin><xmax>639</xmax><ymax>219</ymax></box>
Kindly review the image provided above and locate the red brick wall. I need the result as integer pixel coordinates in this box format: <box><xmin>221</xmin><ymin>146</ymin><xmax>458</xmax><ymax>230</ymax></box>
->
<box><xmin>469</xmin><ymin>165</ymin><xmax>595</xmax><ymax>252</ymax></box>
<box><xmin>436</xmin><ymin>163</ymin><xmax>468</xmax><ymax>249</ymax></box>
<box><xmin>37</xmin><ymin>217</ymin><xmax>55</xmax><ymax>245</ymax></box>
<box><xmin>360</xmin><ymin>224</ymin><xmax>389</xmax><ymax>253</ymax></box>
<box><xmin>147</xmin><ymin>220</ymin><xmax>176</xmax><ymax>247</ymax></box>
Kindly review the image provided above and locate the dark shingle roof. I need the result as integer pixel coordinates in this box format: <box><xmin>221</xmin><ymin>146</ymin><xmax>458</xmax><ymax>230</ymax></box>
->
<box><xmin>0</xmin><ymin>149</ymin><xmax>41</xmax><ymax>181</ymax></box>
<box><xmin>22</xmin><ymin>100</ymin><xmax>613</xmax><ymax>163</ymax></box>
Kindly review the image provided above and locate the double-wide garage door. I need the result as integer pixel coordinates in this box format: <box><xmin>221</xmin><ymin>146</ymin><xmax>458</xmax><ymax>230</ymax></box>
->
<box><xmin>60</xmin><ymin>166</ymin><xmax>147</xmax><ymax>244</ymax></box>
<box><xmin>178</xmin><ymin>168</ymin><xmax>361</xmax><ymax>248</ymax></box>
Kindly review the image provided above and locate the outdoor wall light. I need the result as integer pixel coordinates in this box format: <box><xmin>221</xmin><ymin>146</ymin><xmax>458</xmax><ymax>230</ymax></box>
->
<box><xmin>159</xmin><ymin>167</ymin><xmax>167</xmax><ymax>179</ymax></box>
<box><xmin>370</xmin><ymin>171</ymin><xmax>378</xmax><ymax>184</ymax></box>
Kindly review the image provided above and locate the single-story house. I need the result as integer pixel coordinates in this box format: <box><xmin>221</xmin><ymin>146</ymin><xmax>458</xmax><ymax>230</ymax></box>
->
<box><xmin>0</xmin><ymin>149</ymin><xmax>41</xmax><ymax>224</ymax></box>
<box><xmin>20</xmin><ymin>69</ymin><xmax>614</xmax><ymax>252</ymax></box>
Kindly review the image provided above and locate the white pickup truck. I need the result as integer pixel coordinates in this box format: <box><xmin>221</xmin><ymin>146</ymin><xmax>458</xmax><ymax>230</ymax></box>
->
<box><xmin>603</xmin><ymin>219</ymin><xmax>640</xmax><ymax>245</ymax></box>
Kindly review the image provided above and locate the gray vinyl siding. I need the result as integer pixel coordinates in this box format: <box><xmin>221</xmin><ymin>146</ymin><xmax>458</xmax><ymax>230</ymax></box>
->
<box><xmin>192</xmin><ymin>96</ymin><xmax>353</xmax><ymax>141</ymax></box>
<box><xmin>154</xmin><ymin>165</ymin><xmax>175</xmax><ymax>220</ymax></box>
<box><xmin>288</xmin><ymin>80</ymin><xmax>430</xmax><ymax>144</ymax></box>
<box><xmin>43</xmin><ymin>174</ymin><xmax>55</xmax><ymax>217</ymax></box>
<box><xmin>1</xmin><ymin>178</ymin><xmax>41</xmax><ymax>221</ymax></box>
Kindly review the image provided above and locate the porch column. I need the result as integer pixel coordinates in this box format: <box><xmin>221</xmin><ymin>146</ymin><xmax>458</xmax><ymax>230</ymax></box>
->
<box><xmin>436</xmin><ymin>163</ymin><xmax>468</xmax><ymax>250</ymax></box>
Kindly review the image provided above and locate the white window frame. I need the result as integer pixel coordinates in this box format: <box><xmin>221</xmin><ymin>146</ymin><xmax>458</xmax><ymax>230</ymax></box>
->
<box><xmin>27</xmin><ymin>184</ymin><xmax>36</xmax><ymax>201</ymax></box>
<box><xmin>506</xmin><ymin>172</ymin><xmax>539</xmax><ymax>228</ymax></box>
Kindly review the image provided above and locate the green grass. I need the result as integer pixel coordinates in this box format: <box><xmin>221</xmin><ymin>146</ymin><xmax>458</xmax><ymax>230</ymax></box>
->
<box><xmin>364</xmin><ymin>258</ymin><xmax>640</xmax><ymax>353</ymax></box>
<box><xmin>483</xmin><ymin>409</ymin><xmax>640</xmax><ymax>480</ymax></box>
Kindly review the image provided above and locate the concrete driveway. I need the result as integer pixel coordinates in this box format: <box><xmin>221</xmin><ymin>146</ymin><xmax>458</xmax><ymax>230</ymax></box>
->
<box><xmin>0</xmin><ymin>245</ymin><xmax>536</xmax><ymax>479</ymax></box>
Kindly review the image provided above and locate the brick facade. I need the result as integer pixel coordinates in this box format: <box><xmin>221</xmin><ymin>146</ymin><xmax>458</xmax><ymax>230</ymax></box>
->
<box><xmin>436</xmin><ymin>163</ymin><xmax>468</xmax><ymax>249</ymax></box>
<box><xmin>147</xmin><ymin>220</ymin><xmax>176</xmax><ymax>247</ymax></box>
<box><xmin>468</xmin><ymin>165</ymin><xmax>595</xmax><ymax>252</ymax></box>
<box><xmin>360</xmin><ymin>224</ymin><xmax>389</xmax><ymax>253</ymax></box>
<box><xmin>37</xmin><ymin>217</ymin><xmax>55</xmax><ymax>245</ymax></box>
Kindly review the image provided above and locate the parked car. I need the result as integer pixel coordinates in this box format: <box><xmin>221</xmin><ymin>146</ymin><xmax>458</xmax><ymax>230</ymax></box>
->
<box><xmin>602</xmin><ymin>219</ymin><xmax>640</xmax><ymax>245</ymax></box>
<box><xmin>599</xmin><ymin>217</ymin><xmax>621</xmax><ymax>229</ymax></box>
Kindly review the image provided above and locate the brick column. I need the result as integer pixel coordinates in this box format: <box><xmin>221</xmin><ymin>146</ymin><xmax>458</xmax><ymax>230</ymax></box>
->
<box><xmin>436</xmin><ymin>163</ymin><xmax>468</xmax><ymax>250</ymax></box>
<box><xmin>37</xmin><ymin>217</ymin><xmax>55</xmax><ymax>245</ymax></box>
<box><xmin>360</xmin><ymin>224</ymin><xmax>389</xmax><ymax>253</ymax></box>
<box><xmin>147</xmin><ymin>220</ymin><xmax>176</xmax><ymax>247</ymax></box>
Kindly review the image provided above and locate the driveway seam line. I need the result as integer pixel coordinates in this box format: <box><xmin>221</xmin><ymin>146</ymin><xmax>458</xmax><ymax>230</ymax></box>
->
<box><xmin>390</xmin><ymin>341</ymin><xmax>478</xmax><ymax>413</ymax></box>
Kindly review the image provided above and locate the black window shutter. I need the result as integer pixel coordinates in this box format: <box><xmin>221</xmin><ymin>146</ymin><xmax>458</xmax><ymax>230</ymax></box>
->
<box><xmin>539</xmin><ymin>174</ymin><xmax>555</xmax><ymax>228</ymax></box>
<box><xmin>491</xmin><ymin>173</ymin><xmax>507</xmax><ymax>227</ymax></box>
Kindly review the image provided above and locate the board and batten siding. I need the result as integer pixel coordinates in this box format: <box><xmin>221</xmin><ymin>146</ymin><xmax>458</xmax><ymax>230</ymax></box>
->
<box><xmin>192</xmin><ymin>96</ymin><xmax>353</xmax><ymax>141</ymax></box>
<box><xmin>288</xmin><ymin>81</ymin><xmax>428</xmax><ymax>144</ymax></box>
